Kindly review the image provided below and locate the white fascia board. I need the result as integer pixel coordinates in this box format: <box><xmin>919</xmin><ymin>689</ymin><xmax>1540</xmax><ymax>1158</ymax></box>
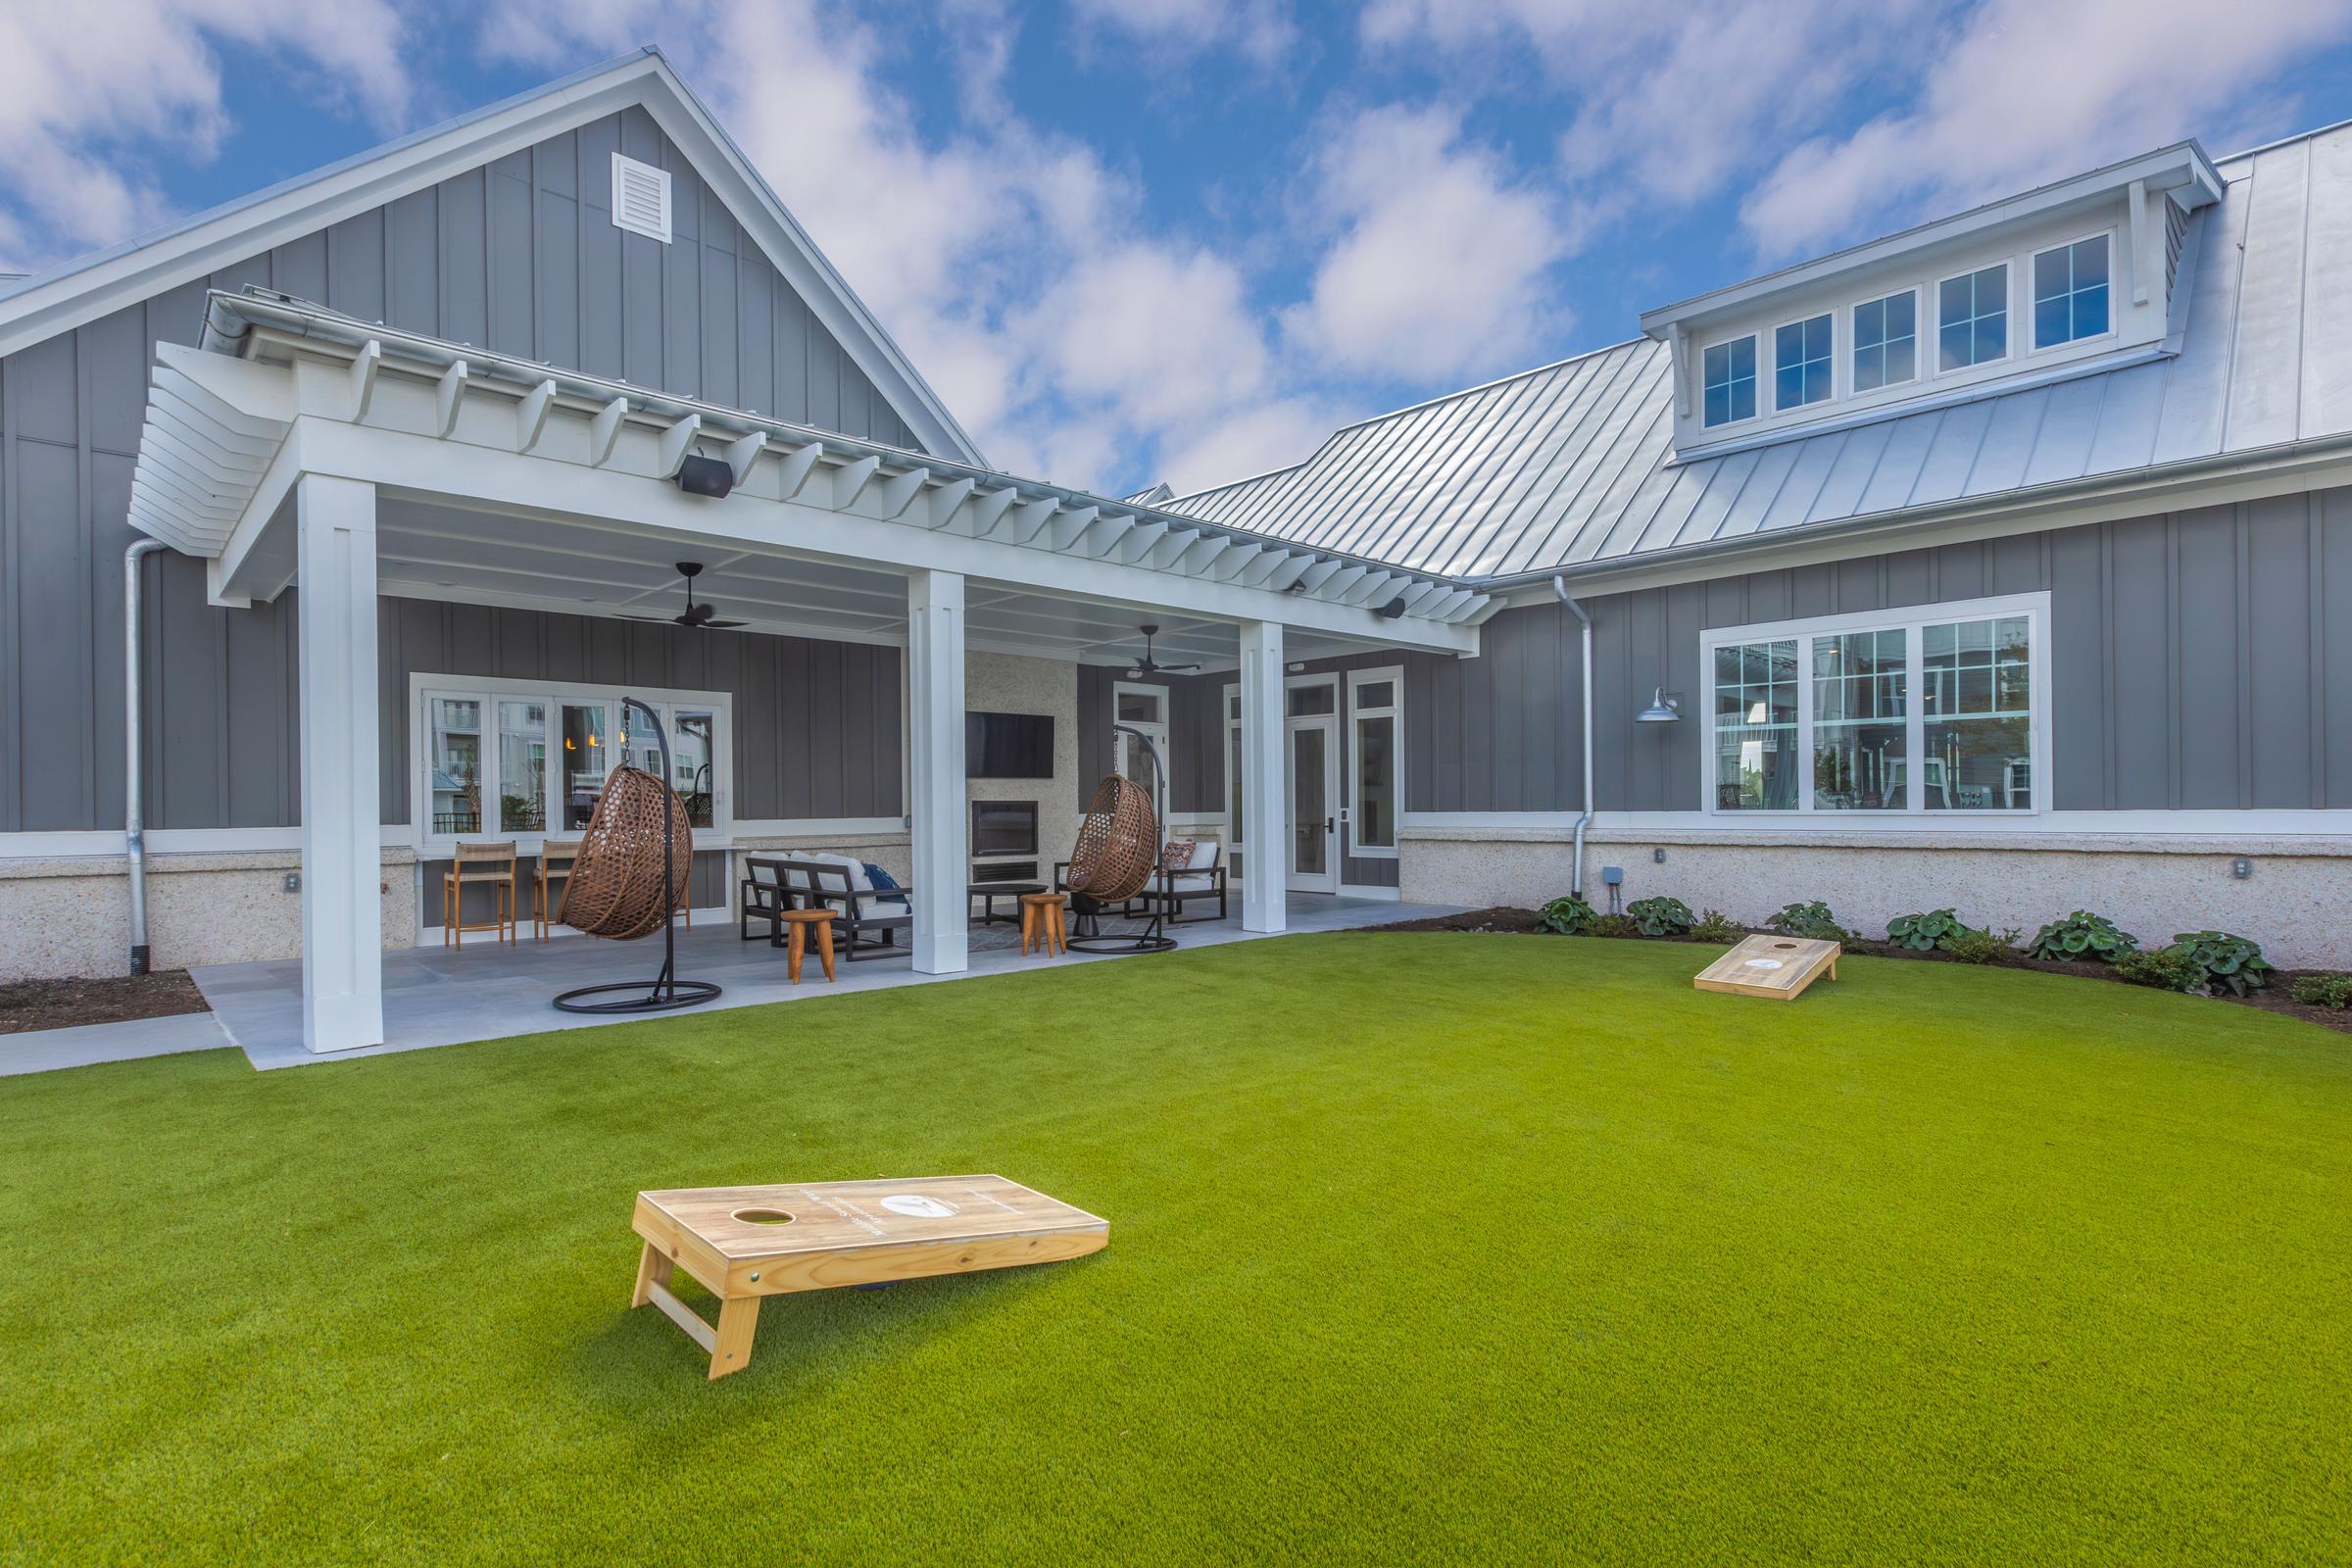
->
<box><xmin>287</xmin><ymin>416</ymin><xmax>1481</xmax><ymax>653</ymax></box>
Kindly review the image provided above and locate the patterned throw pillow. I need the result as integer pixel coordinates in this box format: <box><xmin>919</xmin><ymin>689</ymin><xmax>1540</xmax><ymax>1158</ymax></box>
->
<box><xmin>1159</xmin><ymin>840</ymin><xmax>1196</xmax><ymax>873</ymax></box>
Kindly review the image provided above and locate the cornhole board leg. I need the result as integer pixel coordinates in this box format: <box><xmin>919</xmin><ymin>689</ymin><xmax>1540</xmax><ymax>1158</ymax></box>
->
<box><xmin>632</xmin><ymin>1239</ymin><xmax>764</xmax><ymax>1379</ymax></box>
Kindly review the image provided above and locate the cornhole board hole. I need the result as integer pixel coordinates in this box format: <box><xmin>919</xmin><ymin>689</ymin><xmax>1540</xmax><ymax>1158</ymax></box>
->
<box><xmin>1693</xmin><ymin>934</ymin><xmax>1842</xmax><ymax>1001</ymax></box>
<box><xmin>629</xmin><ymin>1175</ymin><xmax>1107</xmax><ymax>1379</ymax></box>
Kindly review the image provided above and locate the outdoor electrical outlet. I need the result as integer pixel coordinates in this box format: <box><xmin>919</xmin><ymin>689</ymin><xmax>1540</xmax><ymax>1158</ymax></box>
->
<box><xmin>2231</xmin><ymin>858</ymin><xmax>2253</xmax><ymax>879</ymax></box>
<box><xmin>1652</xmin><ymin>848</ymin><xmax>1667</xmax><ymax>863</ymax></box>
<box><xmin>283</xmin><ymin>872</ymin><xmax>301</xmax><ymax>893</ymax></box>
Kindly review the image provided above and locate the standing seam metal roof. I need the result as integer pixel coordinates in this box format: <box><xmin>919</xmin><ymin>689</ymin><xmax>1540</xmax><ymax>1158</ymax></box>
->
<box><xmin>1164</xmin><ymin>123</ymin><xmax>2352</xmax><ymax>580</ymax></box>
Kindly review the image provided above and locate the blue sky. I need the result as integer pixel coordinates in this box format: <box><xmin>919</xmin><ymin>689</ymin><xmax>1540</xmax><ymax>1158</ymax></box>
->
<box><xmin>8</xmin><ymin>1</ymin><xmax>2352</xmax><ymax>499</ymax></box>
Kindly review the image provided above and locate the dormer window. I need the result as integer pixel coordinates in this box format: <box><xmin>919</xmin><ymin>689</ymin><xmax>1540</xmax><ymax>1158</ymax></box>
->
<box><xmin>1851</xmin><ymin>291</ymin><xmax>1916</xmax><ymax>392</ymax></box>
<box><xmin>1702</xmin><ymin>335</ymin><xmax>1757</xmax><ymax>427</ymax></box>
<box><xmin>2033</xmin><ymin>235</ymin><xmax>2110</xmax><ymax>348</ymax></box>
<box><xmin>1774</xmin><ymin>314</ymin><xmax>1834</xmax><ymax>411</ymax></box>
<box><xmin>1937</xmin><ymin>264</ymin><xmax>2008</xmax><ymax>370</ymax></box>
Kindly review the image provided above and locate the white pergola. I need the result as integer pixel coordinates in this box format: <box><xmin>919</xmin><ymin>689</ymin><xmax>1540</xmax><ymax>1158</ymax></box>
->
<box><xmin>132</xmin><ymin>290</ymin><xmax>1495</xmax><ymax>1052</ymax></box>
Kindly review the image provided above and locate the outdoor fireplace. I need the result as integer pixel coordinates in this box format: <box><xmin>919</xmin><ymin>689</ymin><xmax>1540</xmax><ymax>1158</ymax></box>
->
<box><xmin>971</xmin><ymin>800</ymin><xmax>1039</xmax><ymax>858</ymax></box>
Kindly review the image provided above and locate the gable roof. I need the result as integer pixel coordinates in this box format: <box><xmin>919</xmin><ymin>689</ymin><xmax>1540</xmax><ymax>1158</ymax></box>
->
<box><xmin>0</xmin><ymin>48</ymin><xmax>984</xmax><ymax>466</ymax></box>
<box><xmin>1167</xmin><ymin>121</ymin><xmax>2352</xmax><ymax>584</ymax></box>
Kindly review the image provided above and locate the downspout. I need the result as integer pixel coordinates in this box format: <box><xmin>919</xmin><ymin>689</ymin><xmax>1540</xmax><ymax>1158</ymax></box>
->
<box><xmin>124</xmin><ymin>538</ymin><xmax>167</xmax><ymax>975</ymax></box>
<box><xmin>1552</xmin><ymin>575</ymin><xmax>1594</xmax><ymax>900</ymax></box>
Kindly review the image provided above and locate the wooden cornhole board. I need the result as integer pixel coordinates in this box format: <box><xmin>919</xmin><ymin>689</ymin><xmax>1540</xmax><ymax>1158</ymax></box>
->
<box><xmin>1693</xmin><ymin>934</ymin><xmax>1842</xmax><ymax>1001</ymax></box>
<box><xmin>629</xmin><ymin>1175</ymin><xmax>1107</xmax><ymax>1379</ymax></box>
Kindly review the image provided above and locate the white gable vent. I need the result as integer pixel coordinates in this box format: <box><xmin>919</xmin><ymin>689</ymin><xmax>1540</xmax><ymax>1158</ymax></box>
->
<box><xmin>610</xmin><ymin>153</ymin><xmax>672</xmax><ymax>243</ymax></box>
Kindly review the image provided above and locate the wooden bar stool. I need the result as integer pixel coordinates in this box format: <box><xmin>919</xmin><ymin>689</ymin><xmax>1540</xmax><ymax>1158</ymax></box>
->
<box><xmin>533</xmin><ymin>839</ymin><xmax>581</xmax><ymax>940</ymax></box>
<box><xmin>775</xmin><ymin>908</ymin><xmax>839</xmax><ymax>983</ymax></box>
<box><xmin>1020</xmin><ymin>891</ymin><xmax>1067</xmax><ymax>956</ymax></box>
<box><xmin>443</xmin><ymin>841</ymin><xmax>519</xmax><ymax>946</ymax></box>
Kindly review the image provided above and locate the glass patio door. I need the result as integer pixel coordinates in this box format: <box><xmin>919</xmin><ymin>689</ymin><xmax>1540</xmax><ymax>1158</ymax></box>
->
<box><xmin>1286</xmin><ymin>682</ymin><xmax>1340</xmax><ymax>894</ymax></box>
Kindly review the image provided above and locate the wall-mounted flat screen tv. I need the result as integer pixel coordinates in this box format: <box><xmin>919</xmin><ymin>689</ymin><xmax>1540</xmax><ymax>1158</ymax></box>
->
<box><xmin>965</xmin><ymin>711</ymin><xmax>1054</xmax><ymax>778</ymax></box>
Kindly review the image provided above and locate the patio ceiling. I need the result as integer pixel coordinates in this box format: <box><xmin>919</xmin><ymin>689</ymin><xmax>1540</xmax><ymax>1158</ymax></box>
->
<box><xmin>373</xmin><ymin>495</ymin><xmax>1305</xmax><ymax>666</ymax></box>
<box><xmin>131</xmin><ymin>288</ymin><xmax>1493</xmax><ymax>662</ymax></box>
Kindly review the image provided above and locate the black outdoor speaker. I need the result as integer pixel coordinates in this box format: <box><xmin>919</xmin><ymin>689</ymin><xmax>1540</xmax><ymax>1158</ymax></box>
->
<box><xmin>676</xmin><ymin>453</ymin><xmax>734</xmax><ymax>498</ymax></box>
<box><xmin>1376</xmin><ymin>595</ymin><xmax>1408</xmax><ymax>618</ymax></box>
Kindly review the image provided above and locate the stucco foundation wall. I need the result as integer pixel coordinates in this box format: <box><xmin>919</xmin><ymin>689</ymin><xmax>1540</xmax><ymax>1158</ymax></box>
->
<box><xmin>0</xmin><ymin>850</ymin><xmax>419</xmax><ymax>981</ymax></box>
<box><xmin>1400</xmin><ymin>829</ymin><xmax>2352</xmax><ymax>968</ymax></box>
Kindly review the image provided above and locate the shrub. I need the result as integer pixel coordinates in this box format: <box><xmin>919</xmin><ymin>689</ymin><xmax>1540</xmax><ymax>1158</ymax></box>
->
<box><xmin>1767</xmin><ymin>902</ymin><xmax>1848</xmax><ymax>942</ymax></box>
<box><xmin>1590</xmin><ymin>913</ymin><xmax>1642</xmax><ymax>939</ymax></box>
<box><xmin>1690</xmin><ymin>908</ymin><xmax>1744</xmax><ymax>945</ymax></box>
<box><xmin>1625</xmin><ymin>896</ymin><xmax>1694</xmax><ymax>937</ymax></box>
<box><xmin>2288</xmin><ymin>972</ymin><xmax>2352</xmax><ymax>1008</ymax></box>
<box><xmin>1537</xmin><ymin>895</ymin><xmax>1596</xmax><ymax>935</ymax></box>
<box><xmin>1943</xmin><ymin>926</ymin><xmax>2019</xmax><ymax>965</ymax></box>
<box><xmin>2116</xmin><ymin>949</ymin><xmax>2203</xmax><ymax>993</ymax></box>
<box><xmin>1886</xmin><ymin>908</ymin><xmax>1971</xmax><ymax>953</ymax></box>
<box><xmin>2029</xmin><ymin>910</ymin><xmax>2139</xmax><ymax>964</ymax></box>
<box><xmin>2167</xmin><ymin>931</ymin><xmax>2275</xmax><ymax>997</ymax></box>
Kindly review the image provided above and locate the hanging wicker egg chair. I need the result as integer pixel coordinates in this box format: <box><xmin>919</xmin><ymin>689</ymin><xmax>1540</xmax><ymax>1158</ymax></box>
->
<box><xmin>1064</xmin><ymin>774</ymin><xmax>1160</xmax><ymax>905</ymax></box>
<box><xmin>556</xmin><ymin>764</ymin><xmax>695</xmax><ymax>941</ymax></box>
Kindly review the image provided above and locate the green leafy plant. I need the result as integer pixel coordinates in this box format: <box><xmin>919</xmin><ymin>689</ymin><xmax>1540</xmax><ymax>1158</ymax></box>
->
<box><xmin>1690</xmin><ymin>908</ymin><xmax>1744</xmax><ymax>944</ymax></box>
<box><xmin>1625</xmin><ymin>896</ymin><xmax>1694</xmax><ymax>937</ymax></box>
<box><xmin>2288</xmin><ymin>972</ymin><xmax>2352</xmax><ymax>1008</ymax></box>
<box><xmin>1886</xmin><ymin>908</ymin><xmax>1971</xmax><ymax>953</ymax></box>
<box><xmin>1589</xmin><ymin>913</ymin><xmax>1642</xmax><ymax>940</ymax></box>
<box><xmin>1536</xmin><ymin>895</ymin><xmax>1596</xmax><ymax>935</ymax></box>
<box><xmin>2029</xmin><ymin>910</ymin><xmax>2139</xmax><ymax>964</ymax></box>
<box><xmin>1767</xmin><ymin>902</ymin><xmax>1848</xmax><ymax>942</ymax></box>
<box><xmin>2166</xmin><ymin>931</ymin><xmax>2275</xmax><ymax>997</ymax></box>
<box><xmin>2116</xmin><ymin>949</ymin><xmax>2203</xmax><ymax>993</ymax></box>
<box><xmin>1943</xmin><ymin>926</ymin><xmax>2019</xmax><ymax>965</ymax></box>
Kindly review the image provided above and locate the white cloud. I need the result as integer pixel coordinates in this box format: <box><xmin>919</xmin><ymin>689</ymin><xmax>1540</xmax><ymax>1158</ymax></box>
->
<box><xmin>1065</xmin><ymin>0</ymin><xmax>1296</xmax><ymax>66</ymax></box>
<box><xmin>1283</xmin><ymin>104</ymin><xmax>1568</xmax><ymax>384</ymax></box>
<box><xmin>1741</xmin><ymin>0</ymin><xmax>2352</xmax><ymax>257</ymax></box>
<box><xmin>0</xmin><ymin>0</ymin><xmax>412</xmax><ymax>269</ymax></box>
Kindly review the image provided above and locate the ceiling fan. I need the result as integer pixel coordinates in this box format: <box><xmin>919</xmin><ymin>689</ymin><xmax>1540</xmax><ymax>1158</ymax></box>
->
<box><xmin>1123</xmin><ymin>623</ymin><xmax>1200</xmax><ymax>676</ymax></box>
<box><xmin>624</xmin><ymin>562</ymin><xmax>746</xmax><ymax>630</ymax></box>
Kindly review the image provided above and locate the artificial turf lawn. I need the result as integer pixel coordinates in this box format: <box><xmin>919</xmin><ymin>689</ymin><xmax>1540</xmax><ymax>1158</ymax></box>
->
<box><xmin>2</xmin><ymin>936</ymin><xmax>2347</xmax><ymax>1566</ymax></box>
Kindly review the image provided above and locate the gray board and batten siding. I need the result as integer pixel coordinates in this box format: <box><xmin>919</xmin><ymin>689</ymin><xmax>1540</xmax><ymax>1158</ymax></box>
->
<box><xmin>1</xmin><ymin>106</ymin><xmax>930</xmax><ymax>836</ymax></box>
<box><xmin>1403</xmin><ymin>497</ymin><xmax>2352</xmax><ymax>815</ymax></box>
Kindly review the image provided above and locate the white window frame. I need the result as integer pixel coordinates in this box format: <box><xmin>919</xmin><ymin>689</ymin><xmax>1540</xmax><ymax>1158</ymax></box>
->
<box><xmin>1220</xmin><ymin>683</ymin><xmax>1245</xmax><ymax>858</ymax></box>
<box><xmin>2028</xmin><ymin>228</ymin><xmax>2119</xmax><ymax>356</ymax></box>
<box><xmin>1698</xmin><ymin>592</ymin><xmax>2051</xmax><ymax>821</ymax></box>
<box><xmin>1110</xmin><ymin>680</ymin><xmax>1173</xmax><ymax>820</ymax></box>
<box><xmin>1346</xmin><ymin>665</ymin><xmax>1404</xmax><ymax>858</ymax></box>
<box><xmin>1848</xmin><ymin>284</ymin><xmax>1921</xmax><ymax>394</ymax></box>
<box><xmin>1699</xmin><ymin>331</ymin><xmax>1760</xmax><ymax>429</ymax></box>
<box><xmin>1934</xmin><ymin>260</ymin><xmax>2014</xmax><ymax>374</ymax></box>
<box><xmin>1770</xmin><ymin>310</ymin><xmax>1837</xmax><ymax>413</ymax></box>
<box><xmin>409</xmin><ymin>672</ymin><xmax>733</xmax><ymax>855</ymax></box>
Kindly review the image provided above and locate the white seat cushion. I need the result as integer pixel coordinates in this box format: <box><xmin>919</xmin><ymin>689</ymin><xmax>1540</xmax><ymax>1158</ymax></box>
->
<box><xmin>789</xmin><ymin>852</ymin><xmax>873</xmax><ymax>891</ymax></box>
<box><xmin>1185</xmin><ymin>841</ymin><xmax>1221</xmax><ymax>871</ymax></box>
<box><xmin>1168</xmin><ymin>872</ymin><xmax>1217</xmax><ymax>890</ymax></box>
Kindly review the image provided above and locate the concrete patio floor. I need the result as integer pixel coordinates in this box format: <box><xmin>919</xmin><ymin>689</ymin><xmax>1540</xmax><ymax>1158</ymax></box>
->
<box><xmin>191</xmin><ymin>893</ymin><xmax>1451</xmax><ymax>1070</ymax></box>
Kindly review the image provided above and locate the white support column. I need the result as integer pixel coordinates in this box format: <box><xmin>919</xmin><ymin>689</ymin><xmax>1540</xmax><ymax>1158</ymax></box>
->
<box><xmin>1238</xmin><ymin>618</ymin><xmax>1286</xmax><ymax>934</ymax></box>
<box><xmin>906</xmin><ymin>569</ymin><xmax>968</xmax><ymax>974</ymax></box>
<box><xmin>295</xmin><ymin>473</ymin><xmax>383</xmax><ymax>1052</ymax></box>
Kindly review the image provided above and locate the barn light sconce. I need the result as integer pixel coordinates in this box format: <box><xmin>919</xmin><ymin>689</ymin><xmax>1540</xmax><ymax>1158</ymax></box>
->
<box><xmin>1636</xmin><ymin>687</ymin><xmax>1683</xmax><ymax>723</ymax></box>
<box><xmin>675</xmin><ymin>453</ymin><xmax>735</xmax><ymax>499</ymax></box>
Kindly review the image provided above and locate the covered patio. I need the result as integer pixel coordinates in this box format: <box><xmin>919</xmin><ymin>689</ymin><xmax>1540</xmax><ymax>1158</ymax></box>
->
<box><xmin>131</xmin><ymin>288</ymin><xmax>1494</xmax><ymax>1054</ymax></box>
<box><xmin>190</xmin><ymin>891</ymin><xmax>1446</xmax><ymax>1069</ymax></box>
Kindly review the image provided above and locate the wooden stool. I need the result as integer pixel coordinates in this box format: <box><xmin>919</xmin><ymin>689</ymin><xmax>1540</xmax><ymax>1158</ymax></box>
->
<box><xmin>630</xmin><ymin>1176</ymin><xmax>1109</xmax><ymax>1379</ymax></box>
<box><xmin>442</xmin><ymin>840</ymin><xmax>518</xmax><ymax>946</ymax></box>
<box><xmin>775</xmin><ymin>908</ymin><xmax>839</xmax><ymax>983</ymax></box>
<box><xmin>1019</xmin><ymin>891</ymin><xmax>1068</xmax><ymax>956</ymax></box>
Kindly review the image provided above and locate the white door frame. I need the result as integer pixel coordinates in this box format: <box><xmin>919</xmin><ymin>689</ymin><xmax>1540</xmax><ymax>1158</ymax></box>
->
<box><xmin>1284</xmin><ymin>674</ymin><xmax>1340</xmax><ymax>895</ymax></box>
<box><xmin>1111</xmin><ymin>680</ymin><xmax>1173</xmax><ymax>824</ymax></box>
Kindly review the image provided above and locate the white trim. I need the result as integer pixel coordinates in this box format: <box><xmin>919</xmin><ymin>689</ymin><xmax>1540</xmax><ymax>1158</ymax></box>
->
<box><xmin>1110</xmin><ymin>680</ymin><xmax>1175</xmax><ymax>824</ymax></box>
<box><xmin>1848</xmin><ymin>283</ymin><xmax>1921</xmax><ymax>394</ymax></box>
<box><xmin>1238</xmin><ymin>621</ymin><xmax>1287</xmax><ymax>933</ymax></box>
<box><xmin>1701</xmin><ymin>591</ymin><xmax>2052</xmax><ymax>821</ymax></box>
<box><xmin>406</xmin><ymin>671</ymin><xmax>733</xmax><ymax>857</ymax></box>
<box><xmin>1698</xmin><ymin>330</ymin><xmax>1760</xmax><ymax>430</ymax></box>
<box><xmin>1933</xmin><ymin>257</ymin><xmax>2013</xmax><ymax>373</ymax></box>
<box><xmin>1345</xmin><ymin>664</ymin><xmax>1404</xmax><ymax>858</ymax></box>
<box><xmin>2027</xmin><ymin>228</ymin><xmax>2119</xmax><ymax>355</ymax></box>
<box><xmin>1284</xmin><ymin>673</ymin><xmax>1341</xmax><ymax>894</ymax></box>
<box><xmin>1400</xmin><ymin>808</ymin><xmax>2352</xmax><ymax>838</ymax></box>
<box><xmin>1219</xmin><ymin>683</ymin><xmax>1246</xmax><ymax>859</ymax></box>
<box><xmin>1338</xmin><ymin>883</ymin><xmax>1404</xmax><ymax>902</ymax></box>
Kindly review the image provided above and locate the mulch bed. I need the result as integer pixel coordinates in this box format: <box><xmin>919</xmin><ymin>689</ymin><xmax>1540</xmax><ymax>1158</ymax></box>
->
<box><xmin>1367</xmin><ymin>906</ymin><xmax>2352</xmax><ymax>1037</ymax></box>
<box><xmin>0</xmin><ymin>972</ymin><xmax>211</xmax><ymax>1035</ymax></box>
